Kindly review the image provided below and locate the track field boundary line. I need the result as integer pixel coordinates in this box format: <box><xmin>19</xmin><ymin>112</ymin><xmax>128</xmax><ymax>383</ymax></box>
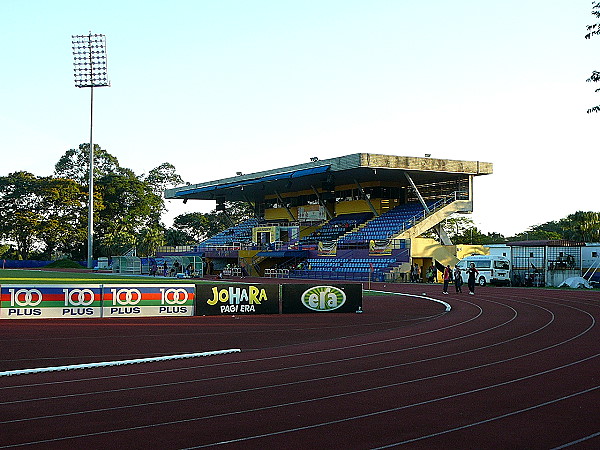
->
<box><xmin>365</xmin><ymin>289</ymin><xmax>452</xmax><ymax>312</ymax></box>
<box><xmin>0</xmin><ymin>349</ymin><xmax>241</xmax><ymax>377</ymax></box>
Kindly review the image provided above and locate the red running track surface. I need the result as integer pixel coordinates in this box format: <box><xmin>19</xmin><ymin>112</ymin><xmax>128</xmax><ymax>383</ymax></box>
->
<box><xmin>0</xmin><ymin>283</ymin><xmax>599</xmax><ymax>449</ymax></box>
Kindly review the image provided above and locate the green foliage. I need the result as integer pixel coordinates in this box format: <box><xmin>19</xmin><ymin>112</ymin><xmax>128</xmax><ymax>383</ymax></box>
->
<box><xmin>50</xmin><ymin>145</ymin><xmax>183</xmax><ymax>258</ymax></box>
<box><xmin>172</xmin><ymin>202</ymin><xmax>254</xmax><ymax>244</ymax></box>
<box><xmin>54</xmin><ymin>143</ymin><xmax>133</xmax><ymax>184</ymax></box>
<box><xmin>93</xmin><ymin>173</ymin><xmax>164</xmax><ymax>256</ymax></box>
<box><xmin>0</xmin><ymin>244</ymin><xmax>10</xmax><ymax>258</ymax></box>
<box><xmin>437</xmin><ymin>216</ymin><xmax>506</xmax><ymax>245</ymax></box>
<box><xmin>0</xmin><ymin>171</ymin><xmax>48</xmax><ymax>259</ymax></box>
<box><xmin>164</xmin><ymin>228</ymin><xmax>195</xmax><ymax>246</ymax></box>
<box><xmin>143</xmin><ymin>162</ymin><xmax>185</xmax><ymax>196</ymax></box>
<box><xmin>585</xmin><ymin>2</ymin><xmax>600</xmax><ymax>113</ymax></box>
<box><xmin>508</xmin><ymin>211</ymin><xmax>600</xmax><ymax>243</ymax></box>
<box><xmin>558</xmin><ymin>211</ymin><xmax>600</xmax><ymax>242</ymax></box>
<box><xmin>1</xmin><ymin>143</ymin><xmax>185</xmax><ymax>260</ymax></box>
<box><xmin>136</xmin><ymin>225</ymin><xmax>166</xmax><ymax>257</ymax></box>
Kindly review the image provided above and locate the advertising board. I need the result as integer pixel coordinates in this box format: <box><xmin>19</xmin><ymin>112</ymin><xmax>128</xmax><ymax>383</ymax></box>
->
<box><xmin>102</xmin><ymin>284</ymin><xmax>195</xmax><ymax>317</ymax></box>
<box><xmin>195</xmin><ymin>283</ymin><xmax>280</xmax><ymax>315</ymax></box>
<box><xmin>0</xmin><ymin>285</ymin><xmax>103</xmax><ymax>319</ymax></box>
<box><xmin>281</xmin><ymin>283</ymin><xmax>362</xmax><ymax>314</ymax></box>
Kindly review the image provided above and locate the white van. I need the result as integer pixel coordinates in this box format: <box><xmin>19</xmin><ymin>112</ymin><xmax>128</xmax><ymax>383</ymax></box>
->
<box><xmin>456</xmin><ymin>255</ymin><xmax>511</xmax><ymax>286</ymax></box>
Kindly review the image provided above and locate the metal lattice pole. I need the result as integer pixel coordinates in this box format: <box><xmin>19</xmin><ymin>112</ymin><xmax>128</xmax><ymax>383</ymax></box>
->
<box><xmin>72</xmin><ymin>33</ymin><xmax>110</xmax><ymax>268</ymax></box>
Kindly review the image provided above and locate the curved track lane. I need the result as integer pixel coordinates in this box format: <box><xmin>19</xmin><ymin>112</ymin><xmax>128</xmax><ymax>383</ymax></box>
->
<box><xmin>0</xmin><ymin>284</ymin><xmax>598</xmax><ymax>449</ymax></box>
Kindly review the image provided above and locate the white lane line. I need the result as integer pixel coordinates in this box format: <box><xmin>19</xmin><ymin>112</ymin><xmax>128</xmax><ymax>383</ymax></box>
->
<box><xmin>366</xmin><ymin>290</ymin><xmax>452</xmax><ymax>312</ymax></box>
<box><xmin>0</xmin><ymin>349</ymin><xmax>241</xmax><ymax>377</ymax></box>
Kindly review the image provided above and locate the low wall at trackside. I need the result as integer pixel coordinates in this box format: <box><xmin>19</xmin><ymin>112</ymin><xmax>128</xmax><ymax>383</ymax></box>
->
<box><xmin>0</xmin><ymin>283</ymin><xmax>362</xmax><ymax>319</ymax></box>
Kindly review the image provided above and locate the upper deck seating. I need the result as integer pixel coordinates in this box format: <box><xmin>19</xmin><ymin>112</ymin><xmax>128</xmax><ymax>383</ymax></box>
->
<box><xmin>197</xmin><ymin>218</ymin><xmax>260</xmax><ymax>248</ymax></box>
<box><xmin>338</xmin><ymin>202</ymin><xmax>434</xmax><ymax>244</ymax></box>
<box><xmin>298</xmin><ymin>212</ymin><xmax>373</xmax><ymax>246</ymax></box>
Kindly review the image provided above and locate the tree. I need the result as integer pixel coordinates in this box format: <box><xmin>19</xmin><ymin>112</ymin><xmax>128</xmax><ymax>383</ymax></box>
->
<box><xmin>54</xmin><ymin>143</ymin><xmax>133</xmax><ymax>184</ymax></box>
<box><xmin>172</xmin><ymin>202</ymin><xmax>254</xmax><ymax>244</ymax></box>
<box><xmin>136</xmin><ymin>226</ymin><xmax>166</xmax><ymax>257</ymax></box>
<box><xmin>507</xmin><ymin>212</ymin><xmax>600</xmax><ymax>243</ymax></box>
<box><xmin>0</xmin><ymin>172</ymin><xmax>44</xmax><ymax>259</ymax></box>
<box><xmin>143</xmin><ymin>162</ymin><xmax>185</xmax><ymax>196</ymax></box>
<box><xmin>36</xmin><ymin>177</ymin><xmax>87</xmax><ymax>260</ymax></box>
<box><xmin>431</xmin><ymin>215</ymin><xmax>506</xmax><ymax>245</ymax></box>
<box><xmin>0</xmin><ymin>172</ymin><xmax>89</xmax><ymax>260</ymax></box>
<box><xmin>164</xmin><ymin>228</ymin><xmax>195</xmax><ymax>246</ymax></box>
<box><xmin>172</xmin><ymin>212</ymin><xmax>213</xmax><ymax>242</ymax></box>
<box><xmin>51</xmin><ymin>144</ymin><xmax>186</xmax><ymax>258</ymax></box>
<box><xmin>94</xmin><ymin>173</ymin><xmax>164</xmax><ymax>256</ymax></box>
<box><xmin>559</xmin><ymin>211</ymin><xmax>600</xmax><ymax>242</ymax></box>
<box><xmin>585</xmin><ymin>1</ymin><xmax>600</xmax><ymax>113</ymax></box>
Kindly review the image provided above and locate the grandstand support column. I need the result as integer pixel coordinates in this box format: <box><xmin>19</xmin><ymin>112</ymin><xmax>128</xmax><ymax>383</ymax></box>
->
<box><xmin>222</xmin><ymin>209</ymin><xmax>235</xmax><ymax>227</ymax></box>
<box><xmin>404</xmin><ymin>172</ymin><xmax>452</xmax><ymax>245</ymax></box>
<box><xmin>242</xmin><ymin>194</ymin><xmax>256</xmax><ymax>216</ymax></box>
<box><xmin>469</xmin><ymin>175</ymin><xmax>474</xmax><ymax>202</ymax></box>
<box><xmin>310</xmin><ymin>185</ymin><xmax>334</xmax><ymax>219</ymax></box>
<box><xmin>435</xmin><ymin>223</ymin><xmax>453</xmax><ymax>246</ymax></box>
<box><xmin>274</xmin><ymin>190</ymin><xmax>296</xmax><ymax>221</ymax></box>
<box><xmin>404</xmin><ymin>173</ymin><xmax>430</xmax><ymax>213</ymax></box>
<box><xmin>353</xmin><ymin>179</ymin><xmax>379</xmax><ymax>217</ymax></box>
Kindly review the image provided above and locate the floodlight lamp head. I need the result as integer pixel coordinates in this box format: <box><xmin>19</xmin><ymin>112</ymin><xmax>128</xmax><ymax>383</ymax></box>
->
<box><xmin>71</xmin><ymin>32</ymin><xmax>110</xmax><ymax>88</ymax></box>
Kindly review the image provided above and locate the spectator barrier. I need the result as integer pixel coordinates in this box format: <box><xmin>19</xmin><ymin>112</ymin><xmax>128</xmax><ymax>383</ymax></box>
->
<box><xmin>0</xmin><ymin>283</ymin><xmax>362</xmax><ymax>319</ymax></box>
<box><xmin>0</xmin><ymin>284</ymin><xmax>195</xmax><ymax>319</ymax></box>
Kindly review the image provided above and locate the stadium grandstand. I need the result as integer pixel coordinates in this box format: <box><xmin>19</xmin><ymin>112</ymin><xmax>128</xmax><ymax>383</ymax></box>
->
<box><xmin>162</xmin><ymin>153</ymin><xmax>493</xmax><ymax>282</ymax></box>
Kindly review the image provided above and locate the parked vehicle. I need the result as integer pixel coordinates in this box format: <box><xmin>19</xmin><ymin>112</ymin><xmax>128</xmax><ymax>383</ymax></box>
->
<box><xmin>456</xmin><ymin>255</ymin><xmax>511</xmax><ymax>286</ymax></box>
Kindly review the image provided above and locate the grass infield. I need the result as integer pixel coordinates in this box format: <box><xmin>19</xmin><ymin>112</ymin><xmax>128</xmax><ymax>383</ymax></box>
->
<box><xmin>0</xmin><ymin>268</ymin><xmax>201</xmax><ymax>285</ymax></box>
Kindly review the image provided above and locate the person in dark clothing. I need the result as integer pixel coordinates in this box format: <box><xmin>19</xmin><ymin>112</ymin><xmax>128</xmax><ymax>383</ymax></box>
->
<box><xmin>454</xmin><ymin>265</ymin><xmax>463</xmax><ymax>293</ymax></box>
<box><xmin>467</xmin><ymin>262</ymin><xmax>479</xmax><ymax>295</ymax></box>
<box><xmin>442</xmin><ymin>265</ymin><xmax>452</xmax><ymax>295</ymax></box>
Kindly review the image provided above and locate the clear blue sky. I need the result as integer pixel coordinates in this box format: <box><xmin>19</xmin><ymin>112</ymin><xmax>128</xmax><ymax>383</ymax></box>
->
<box><xmin>0</xmin><ymin>0</ymin><xmax>597</xmax><ymax>236</ymax></box>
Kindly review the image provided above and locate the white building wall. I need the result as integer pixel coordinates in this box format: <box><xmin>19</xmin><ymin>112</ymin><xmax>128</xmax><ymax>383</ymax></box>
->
<box><xmin>486</xmin><ymin>244</ymin><xmax>511</xmax><ymax>259</ymax></box>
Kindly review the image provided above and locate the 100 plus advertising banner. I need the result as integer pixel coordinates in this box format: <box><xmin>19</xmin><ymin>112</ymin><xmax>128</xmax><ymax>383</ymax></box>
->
<box><xmin>0</xmin><ymin>285</ymin><xmax>103</xmax><ymax>319</ymax></box>
<box><xmin>102</xmin><ymin>285</ymin><xmax>195</xmax><ymax>317</ymax></box>
<box><xmin>195</xmin><ymin>283</ymin><xmax>280</xmax><ymax>315</ymax></box>
<box><xmin>0</xmin><ymin>284</ymin><xmax>195</xmax><ymax>319</ymax></box>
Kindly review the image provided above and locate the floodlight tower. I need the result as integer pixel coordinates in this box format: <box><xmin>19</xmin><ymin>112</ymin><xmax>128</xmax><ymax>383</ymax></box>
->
<box><xmin>72</xmin><ymin>33</ymin><xmax>110</xmax><ymax>269</ymax></box>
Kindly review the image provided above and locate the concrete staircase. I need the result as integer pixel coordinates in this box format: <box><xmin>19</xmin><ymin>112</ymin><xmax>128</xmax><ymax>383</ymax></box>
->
<box><xmin>396</xmin><ymin>200</ymin><xmax>472</xmax><ymax>242</ymax></box>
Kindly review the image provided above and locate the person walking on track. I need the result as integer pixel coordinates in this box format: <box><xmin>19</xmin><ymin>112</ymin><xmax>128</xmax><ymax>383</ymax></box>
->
<box><xmin>442</xmin><ymin>265</ymin><xmax>452</xmax><ymax>295</ymax></box>
<box><xmin>467</xmin><ymin>262</ymin><xmax>479</xmax><ymax>295</ymax></box>
<box><xmin>454</xmin><ymin>265</ymin><xmax>463</xmax><ymax>293</ymax></box>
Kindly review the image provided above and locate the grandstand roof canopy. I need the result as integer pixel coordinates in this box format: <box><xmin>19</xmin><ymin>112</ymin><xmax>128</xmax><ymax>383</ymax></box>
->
<box><xmin>165</xmin><ymin>153</ymin><xmax>493</xmax><ymax>203</ymax></box>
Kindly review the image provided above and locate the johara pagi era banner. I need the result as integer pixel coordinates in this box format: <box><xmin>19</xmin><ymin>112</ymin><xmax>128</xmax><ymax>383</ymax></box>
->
<box><xmin>0</xmin><ymin>284</ymin><xmax>195</xmax><ymax>319</ymax></box>
<box><xmin>195</xmin><ymin>283</ymin><xmax>280</xmax><ymax>315</ymax></box>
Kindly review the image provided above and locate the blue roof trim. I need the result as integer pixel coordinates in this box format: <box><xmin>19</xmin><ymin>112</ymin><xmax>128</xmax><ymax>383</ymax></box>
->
<box><xmin>175</xmin><ymin>165</ymin><xmax>330</xmax><ymax>197</ymax></box>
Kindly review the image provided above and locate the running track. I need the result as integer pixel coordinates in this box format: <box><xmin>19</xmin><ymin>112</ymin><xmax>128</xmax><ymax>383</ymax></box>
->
<box><xmin>0</xmin><ymin>282</ymin><xmax>599</xmax><ymax>449</ymax></box>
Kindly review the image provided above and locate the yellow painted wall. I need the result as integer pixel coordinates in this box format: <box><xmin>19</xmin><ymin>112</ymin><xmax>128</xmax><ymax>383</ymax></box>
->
<box><xmin>411</xmin><ymin>239</ymin><xmax>489</xmax><ymax>260</ymax></box>
<box><xmin>335</xmin><ymin>199</ymin><xmax>379</xmax><ymax>215</ymax></box>
<box><xmin>455</xmin><ymin>245</ymin><xmax>489</xmax><ymax>259</ymax></box>
<box><xmin>264</xmin><ymin>207</ymin><xmax>297</xmax><ymax>221</ymax></box>
<box><xmin>411</xmin><ymin>238</ymin><xmax>455</xmax><ymax>258</ymax></box>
